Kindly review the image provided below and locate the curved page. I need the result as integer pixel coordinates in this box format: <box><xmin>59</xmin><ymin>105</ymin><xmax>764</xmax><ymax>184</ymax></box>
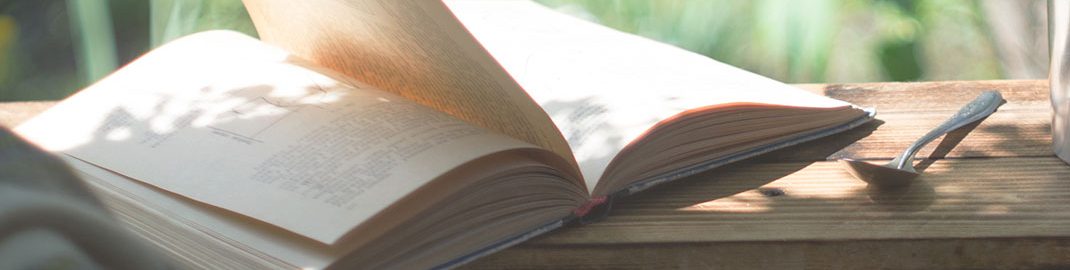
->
<box><xmin>242</xmin><ymin>0</ymin><xmax>577</xmax><ymax>169</ymax></box>
<box><xmin>448</xmin><ymin>0</ymin><xmax>857</xmax><ymax>191</ymax></box>
<box><xmin>16</xmin><ymin>31</ymin><xmax>543</xmax><ymax>244</ymax></box>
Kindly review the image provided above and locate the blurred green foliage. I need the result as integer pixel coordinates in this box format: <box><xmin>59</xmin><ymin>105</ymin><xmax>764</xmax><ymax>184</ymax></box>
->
<box><xmin>0</xmin><ymin>0</ymin><xmax>255</xmax><ymax>101</ymax></box>
<box><xmin>537</xmin><ymin>0</ymin><xmax>1003</xmax><ymax>83</ymax></box>
<box><xmin>0</xmin><ymin>0</ymin><xmax>1006</xmax><ymax>101</ymax></box>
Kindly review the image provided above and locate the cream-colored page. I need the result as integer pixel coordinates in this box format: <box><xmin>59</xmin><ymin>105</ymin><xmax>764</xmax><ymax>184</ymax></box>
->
<box><xmin>448</xmin><ymin>0</ymin><xmax>854</xmax><ymax>190</ymax></box>
<box><xmin>242</xmin><ymin>0</ymin><xmax>576</xmax><ymax>169</ymax></box>
<box><xmin>68</xmin><ymin>157</ymin><xmax>338</xmax><ymax>269</ymax></box>
<box><xmin>16</xmin><ymin>31</ymin><xmax>538</xmax><ymax>244</ymax></box>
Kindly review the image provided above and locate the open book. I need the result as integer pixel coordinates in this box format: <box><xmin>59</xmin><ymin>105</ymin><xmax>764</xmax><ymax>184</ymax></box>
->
<box><xmin>15</xmin><ymin>1</ymin><xmax>872</xmax><ymax>269</ymax></box>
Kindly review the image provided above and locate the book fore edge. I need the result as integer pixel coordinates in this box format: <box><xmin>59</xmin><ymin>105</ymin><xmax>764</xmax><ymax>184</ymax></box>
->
<box><xmin>622</xmin><ymin>108</ymin><xmax>876</xmax><ymax>196</ymax></box>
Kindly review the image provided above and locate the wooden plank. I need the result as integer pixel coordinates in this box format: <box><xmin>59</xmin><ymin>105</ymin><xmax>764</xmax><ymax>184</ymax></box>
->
<box><xmin>466</xmin><ymin>156</ymin><xmax>1070</xmax><ymax>268</ymax></box>
<box><xmin>466</xmin><ymin>238</ymin><xmax>1070</xmax><ymax>270</ymax></box>
<box><xmin>765</xmin><ymin>80</ymin><xmax>1051</xmax><ymax>161</ymax></box>
<box><xmin>531</xmin><ymin>157</ymin><xmax>1070</xmax><ymax>245</ymax></box>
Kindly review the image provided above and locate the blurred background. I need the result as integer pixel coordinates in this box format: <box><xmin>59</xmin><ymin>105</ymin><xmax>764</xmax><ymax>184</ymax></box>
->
<box><xmin>0</xmin><ymin>0</ymin><xmax>1049</xmax><ymax>101</ymax></box>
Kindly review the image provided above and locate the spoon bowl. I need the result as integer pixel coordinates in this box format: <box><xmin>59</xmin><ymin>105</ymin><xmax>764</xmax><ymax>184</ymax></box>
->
<box><xmin>839</xmin><ymin>158</ymin><xmax>918</xmax><ymax>188</ymax></box>
<box><xmin>840</xmin><ymin>91</ymin><xmax>1004</xmax><ymax>188</ymax></box>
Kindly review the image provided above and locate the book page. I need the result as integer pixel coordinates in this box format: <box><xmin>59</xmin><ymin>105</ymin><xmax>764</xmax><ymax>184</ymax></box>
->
<box><xmin>447</xmin><ymin>0</ymin><xmax>854</xmax><ymax>190</ymax></box>
<box><xmin>15</xmin><ymin>31</ymin><xmax>542</xmax><ymax>244</ymax></box>
<box><xmin>242</xmin><ymin>0</ymin><xmax>577</xmax><ymax>171</ymax></box>
<box><xmin>65</xmin><ymin>158</ymin><xmax>336</xmax><ymax>269</ymax></box>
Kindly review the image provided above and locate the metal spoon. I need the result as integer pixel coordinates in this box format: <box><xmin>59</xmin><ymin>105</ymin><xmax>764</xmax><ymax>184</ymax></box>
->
<box><xmin>839</xmin><ymin>91</ymin><xmax>1004</xmax><ymax>188</ymax></box>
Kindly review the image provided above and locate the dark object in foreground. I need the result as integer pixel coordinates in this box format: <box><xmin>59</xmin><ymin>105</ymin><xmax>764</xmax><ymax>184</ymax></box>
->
<box><xmin>0</xmin><ymin>127</ymin><xmax>169</xmax><ymax>269</ymax></box>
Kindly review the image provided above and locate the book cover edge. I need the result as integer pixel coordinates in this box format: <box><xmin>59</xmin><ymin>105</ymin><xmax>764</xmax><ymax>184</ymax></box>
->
<box><xmin>620</xmin><ymin>108</ymin><xmax>877</xmax><ymax>196</ymax></box>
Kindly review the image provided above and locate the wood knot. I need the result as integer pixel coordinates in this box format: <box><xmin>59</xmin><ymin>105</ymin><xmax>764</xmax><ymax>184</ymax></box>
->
<box><xmin>758</xmin><ymin>188</ymin><xmax>785</xmax><ymax>197</ymax></box>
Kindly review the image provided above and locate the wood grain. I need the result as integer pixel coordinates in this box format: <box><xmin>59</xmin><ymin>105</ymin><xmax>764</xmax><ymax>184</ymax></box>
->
<box><xmin>765</xmin><ymin>80</ymin><xmax>1051</xmax><ymax>161</ymax></box>
<box><xmin>467</xmin><ymin>157</ymin><xmax>1070</xmax><ymax>269</ymax></box>
<box><xmin>540</xmin><ymin>157</ymin><xmax>1070</xmax><ymax>245</ymax></box>
<box><xmin>467</xmin><ymin>238</ymin><xmax>1070</xmax><ymax>270</ymax></box>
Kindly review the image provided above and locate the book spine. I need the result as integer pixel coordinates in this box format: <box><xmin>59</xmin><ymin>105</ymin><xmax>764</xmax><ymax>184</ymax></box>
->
<box><xmin>574</xmin><ymin>196</ymin><xmax>612</xmax><ymax>224</ymax></box>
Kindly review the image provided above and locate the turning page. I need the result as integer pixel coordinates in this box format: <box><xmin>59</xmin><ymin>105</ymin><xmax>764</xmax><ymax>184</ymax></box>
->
<box><xmin>242</xmin><ymin>0</ymin><xmax>577</xmax><ymax>168</ymax></box>
<box><xmin>448</xmin><ymin>0</ymin><xmax>858</xmax><ymax>190</ymax></box>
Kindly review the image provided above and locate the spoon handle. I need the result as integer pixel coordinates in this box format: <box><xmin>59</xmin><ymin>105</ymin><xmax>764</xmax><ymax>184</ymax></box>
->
<box><xmin>894</xmin><ymin>91</ymin><xmax>1004</xmax><ymax>169</ymax></box>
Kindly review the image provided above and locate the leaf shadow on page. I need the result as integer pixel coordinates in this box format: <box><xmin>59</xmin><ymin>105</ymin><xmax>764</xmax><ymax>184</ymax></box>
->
<box><xmin>50</xmin><ymin>82</ymin><xmax>367</xmax><ymax>244</ymax></box>
<box><xmin>539</xmin><ymin>97</ymin><xmax>625</xmax><ymax>180</ymax></box>
<box><xmin>82</xmin><ymin>84</ymin><xmax>306</xmax><ymax>153</ymax></box>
